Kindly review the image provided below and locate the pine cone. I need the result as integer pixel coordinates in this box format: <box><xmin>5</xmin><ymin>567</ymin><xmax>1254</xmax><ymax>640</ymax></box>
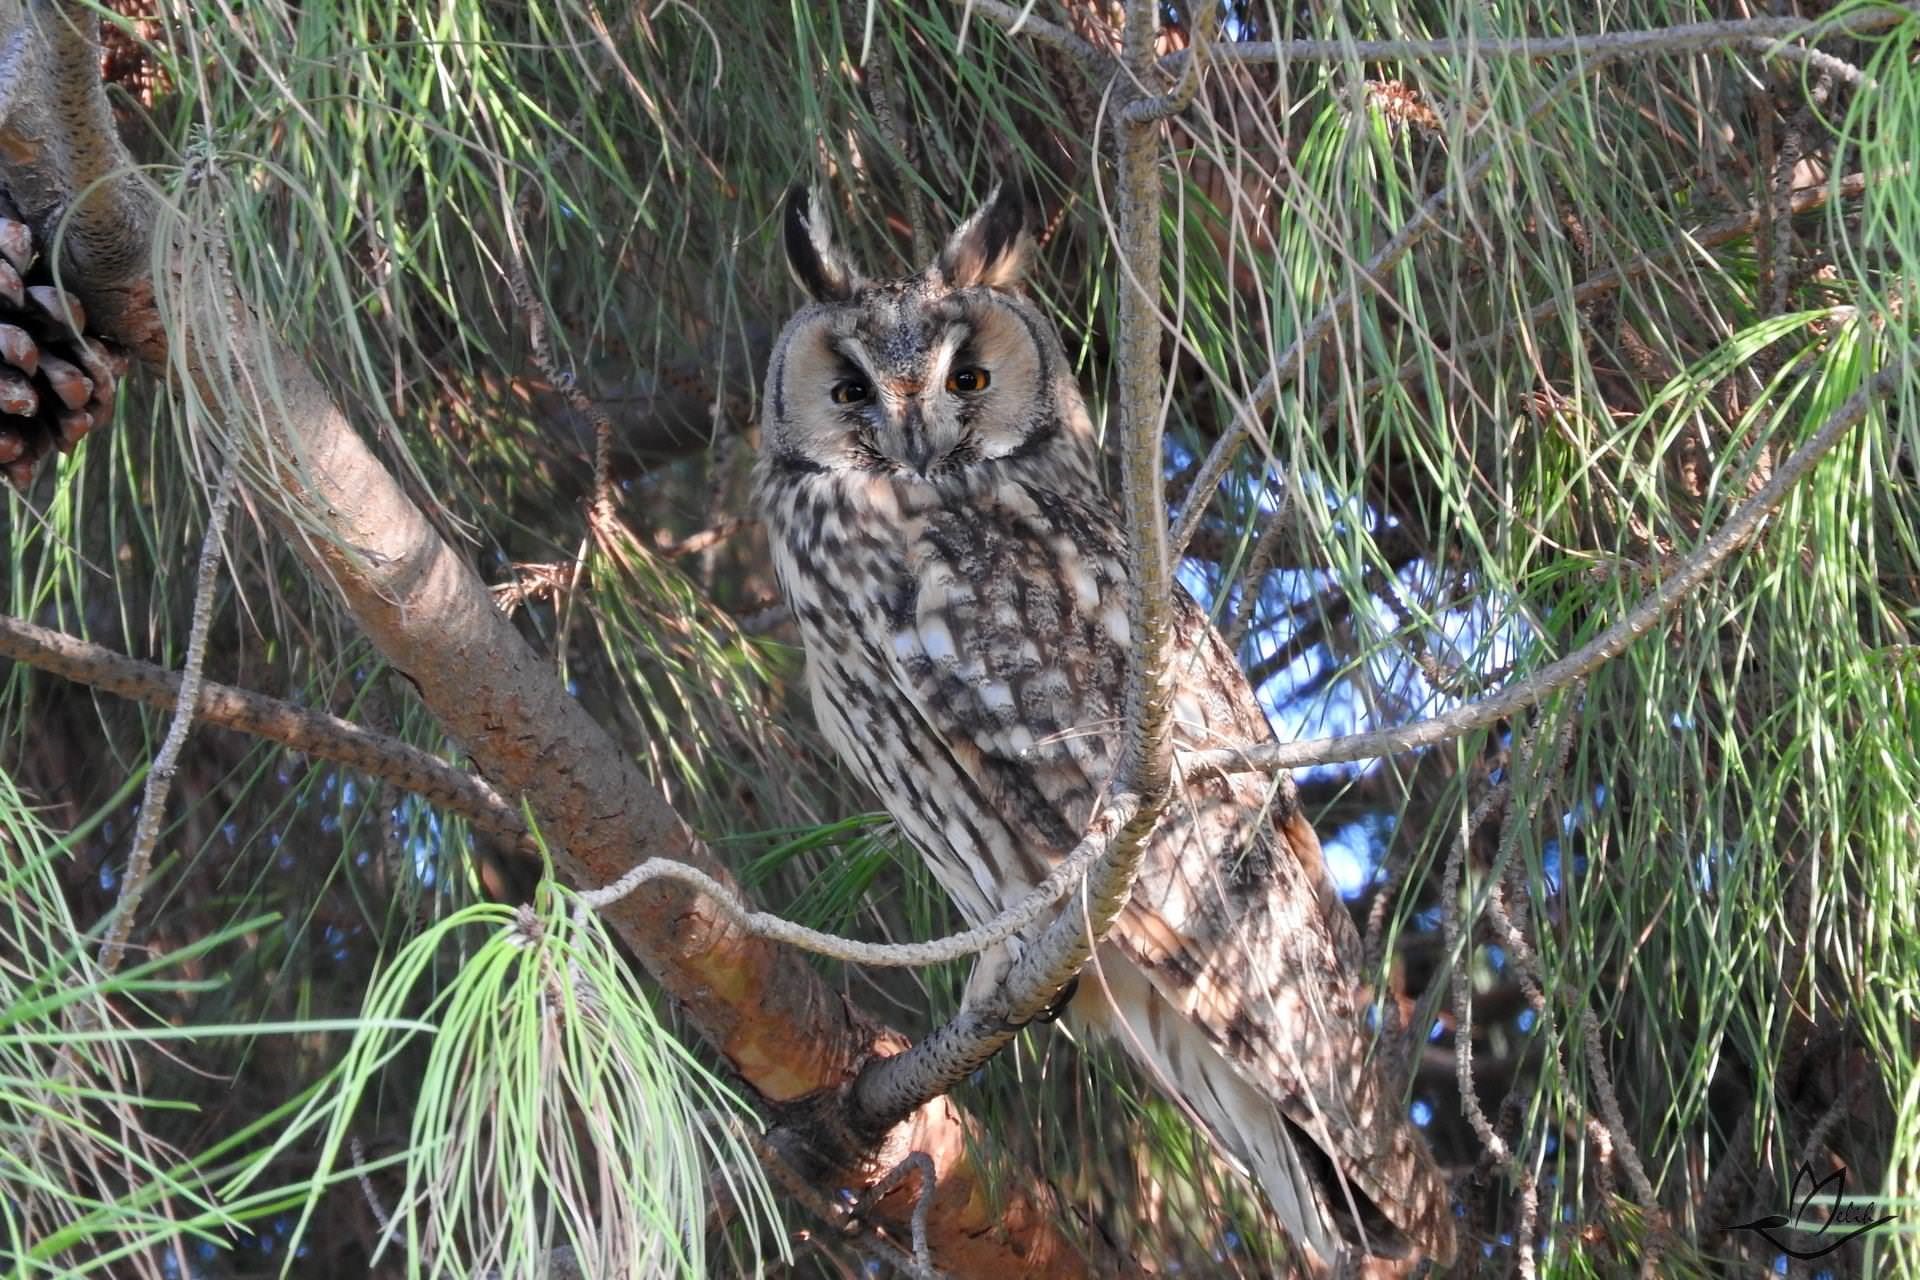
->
<box><xmin>0</xmin><ymin>190</ymin><xmax>131</xmax><ymax>491</ymax></box>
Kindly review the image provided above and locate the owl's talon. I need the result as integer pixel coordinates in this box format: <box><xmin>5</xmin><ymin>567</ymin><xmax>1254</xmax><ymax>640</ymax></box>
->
<box><xmin>1032</xmin><ymin>974</ymin><xmax>1079</xmax><ymax>1024</ymax></box>
<box><xmin>997</xmin><ymin>974</ymin><xmax>1080</xmax><ymax>1033</ymax></box>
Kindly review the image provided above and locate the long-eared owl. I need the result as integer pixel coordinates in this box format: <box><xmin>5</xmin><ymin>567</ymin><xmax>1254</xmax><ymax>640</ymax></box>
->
<box><xmin>752</xmin><ymin>182</ymin><xmax>1454</xmax><ymax>1273</ymax></box>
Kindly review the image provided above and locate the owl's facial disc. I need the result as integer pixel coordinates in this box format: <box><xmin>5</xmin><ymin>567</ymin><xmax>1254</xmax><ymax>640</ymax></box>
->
<box><xmin>779</xmin><ymin>292</ymin><xmax>1046</xmax><ymax>478</ymax></box>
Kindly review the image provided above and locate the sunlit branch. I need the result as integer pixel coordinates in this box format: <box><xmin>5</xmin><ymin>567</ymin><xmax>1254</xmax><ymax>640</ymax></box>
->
<box><xmin>579</xmin><ymin>812</ymin><xmax>1115</xmax><ymax>967</ymax></box>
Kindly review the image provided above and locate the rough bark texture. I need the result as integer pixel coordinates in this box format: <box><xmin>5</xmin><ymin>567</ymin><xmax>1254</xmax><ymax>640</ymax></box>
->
<box><xmin>0</xmin><ymin>3</ymin><xmax>1093</xmax><ymax>1273</ymax></box>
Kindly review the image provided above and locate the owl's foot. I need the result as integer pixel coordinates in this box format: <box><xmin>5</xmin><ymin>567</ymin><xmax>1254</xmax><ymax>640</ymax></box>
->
<box><xmin>963</xmin><ymin>941</ymin><xmax>1081</xmax><ymax>1029</ymax></box>
<box><xmin>1030</xmin><ymin>973</ymin><xmax>1080</xmax><ymax>1023</ymax></box>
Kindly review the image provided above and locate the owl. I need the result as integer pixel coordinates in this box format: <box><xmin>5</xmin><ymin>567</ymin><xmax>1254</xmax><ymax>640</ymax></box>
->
<box><xmin>753</xmin><ymin>183</ymin><xmax>1455</xmax><ymax>1273</ymax></box>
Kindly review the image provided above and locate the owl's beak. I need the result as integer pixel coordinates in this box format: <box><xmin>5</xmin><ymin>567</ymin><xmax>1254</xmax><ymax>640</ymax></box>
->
<box><xmin>896</xmin><ymin>397</ymin><xmax>936</xmax><ymax>475</ymax></box>
<box><xmin>901</xmin><ymin>427</ymin><xmax>936</xmax><ymax>475</ymax></box>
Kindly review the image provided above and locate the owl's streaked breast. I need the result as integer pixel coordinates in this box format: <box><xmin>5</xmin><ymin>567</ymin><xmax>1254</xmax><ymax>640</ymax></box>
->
<box><xmin>760</xmin><ymin>465</ymin><xmax>1078</xmax><ymax>918</ymax></box>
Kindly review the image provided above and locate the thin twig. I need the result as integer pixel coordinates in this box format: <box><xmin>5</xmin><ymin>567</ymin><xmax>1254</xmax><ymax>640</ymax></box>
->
<box><xmin>505</xmin><ymin>138</ymin><xmax>617</xmax><ymax>523</ymax></box>
<box><xmin>1474</xmin><ymin>706</ymin><xmax>1582</xmax><ymax>1274</ymax></box>
<box><xmin>1444</xmin><ymin>771</ymin><xmax>1523</xmax><ymax>1167</ymax></box>
<box><xmin>1772</xmin><ymin>75</ymin><xmax>1834</xmax><ymax>317</ymax></box>
<box><xmin>1223</xmin><ymin>497</ymin><xmax>1292</xmax><ymax>650</ymax></box>
<box><xmin>850</xmin><ymin>1151</ymin><xmax>940</xmax><ymax>1278</ymax></box>
<box><xmin>1581</xmin><ymin>1006</ymin><xmax>1658</xmax><ymax>1207</ymax></box>
<box><xmin>1182</xmin><ymin>366</ymin><xmax>1900</xmax><ymax>776</ymax></box>
<box><xmin>1105</xmin><ymin>0</ymin><xmax>1180</xmax><ymax>807</ymax></box>
<box><xmin>752</xmin><ymin>1129</ymin><xmax>944</xmax><ymax>1280</ymax></box>
<box><xmin>348</xmin><ymin>1136</ymin><xmax>397</xmax><ymax>1259</ymax></box>
<box><xmin>99</xmin><ymin>452</ymin><xmax>238</xmax><ymax>973</ymax></box>
<box><xmin>965</xmin><ymin>0</ymin><xmax>1109</xmax><ymax>75</ymax></box>
<box><xmin>1749</xmin><ymin>38</ymin><xmax>1873</xmax><ymax>89</ymax></box>
<box><xmin>1122</xmin><ymin>0</ymin><xmax>1215</xmax><ymax>123</ymax></box>
<box><xmin>866</xmin><ymin>36</ymin><xmax>932</xmax><ymax>263</ymax></box>
<box><xmin>579</xmin><ymin>813</ymin><xmax>1117</xmax><ymax>969</ymax></box>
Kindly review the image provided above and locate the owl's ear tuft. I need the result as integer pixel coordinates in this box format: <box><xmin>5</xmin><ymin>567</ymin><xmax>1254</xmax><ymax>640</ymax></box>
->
<box><xmin>784</xmin><ymin>186</ymin><xmax>862</xmax><ymax>303</ymax></box>
<box><xmin>938</xmin><ymin>182</ymin><xmax>1033</xmax><ymax>291</ymax></box>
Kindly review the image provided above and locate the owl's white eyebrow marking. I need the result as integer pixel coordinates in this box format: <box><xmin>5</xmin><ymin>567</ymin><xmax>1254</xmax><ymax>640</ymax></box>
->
<box><xmin>932</xmin><ymin>323</ymin><xmax>970</xmax><ymax>378</ymax></box>
<box><xmin>828</xmin><ymin>334</ymin><xmax>876</xmax><ymax>374</ymax></box>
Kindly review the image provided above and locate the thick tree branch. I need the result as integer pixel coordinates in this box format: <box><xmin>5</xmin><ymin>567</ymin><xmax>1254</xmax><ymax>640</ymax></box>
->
<box><xmin>0</xmin><ymin>8</ymin><xmax>1088</xmax><ymax>1274</ymax></box>
<box><xmin>0</xmin><ymin>3</ymin><xmax>150</xmax><ymax>282</ymax></box>
<box><xmin>1184</xmin><ymin>366</ymin><xmax>1900</xmax><ymax>777</ymax></box>
<box><xmin>0</xmin><ymin>607</ymin><xmax>1163</xmax><ymax>989</ymax></box>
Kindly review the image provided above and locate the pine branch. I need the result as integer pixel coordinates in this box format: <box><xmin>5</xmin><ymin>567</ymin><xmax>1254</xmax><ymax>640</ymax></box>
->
<box><xmin>579</xmin><ymin>815</ymin><xmax>1116</xmax><ymax>968</ymax></box>
<box><xmin>1170</xmin><ymin>58</ymin><xmax>1609</xmax><ymax>562</ymax></box>
<box><xmin>1184</xmin><ymin>365</ymin><xmax>1902</xmax><ymax>777</ymax></box>
<box><xmin>1167</xmin><ymin>8</ymin><xmax>1910</xmax><ymax>69</ymax></box>
<box><xmin>0</xmin><ymin>611</ymin><xmax>536</xmax><ymax>851</ymax></box>
<box><xmin>98</xmin><ymin>452</ymin><xmax>236</xmax><ymax>973</ymax></box>
<box><xmin>966</xmin><ymin>0</ymin><xmax>1108</xmax><ymax>74</ymax></box>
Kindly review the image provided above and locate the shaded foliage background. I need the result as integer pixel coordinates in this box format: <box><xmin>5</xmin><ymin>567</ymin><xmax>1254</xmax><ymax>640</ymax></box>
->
<box><xmin>2</xmin><ymin>0</ymin><xmax>1916</xmax><ymax>1276</ymax></box>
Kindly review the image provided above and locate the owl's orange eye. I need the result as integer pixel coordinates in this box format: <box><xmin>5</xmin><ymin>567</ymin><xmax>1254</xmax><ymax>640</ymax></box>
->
<box><xmin>946</xmin><ymin>367</ymin><xmax>990</xmax><ymax>394</ymax></box>
<box><xmin>831</xmin><ymin>378</ymin><xmax>870</xmax><ymax>406</ymax></box>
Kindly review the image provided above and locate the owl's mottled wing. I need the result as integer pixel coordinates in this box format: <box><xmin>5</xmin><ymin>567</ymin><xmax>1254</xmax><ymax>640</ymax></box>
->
<box><xmin>884</xmin><ymin>473</ymin><xmax>1456</xmax><ymax>1261</ymax></box>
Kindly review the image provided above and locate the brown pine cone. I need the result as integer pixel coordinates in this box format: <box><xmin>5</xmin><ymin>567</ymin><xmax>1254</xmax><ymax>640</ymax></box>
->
<box><xmin>0</xmin><ymin>189</ymin><xmax>131</xmax><ymax>491</ymax></box>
